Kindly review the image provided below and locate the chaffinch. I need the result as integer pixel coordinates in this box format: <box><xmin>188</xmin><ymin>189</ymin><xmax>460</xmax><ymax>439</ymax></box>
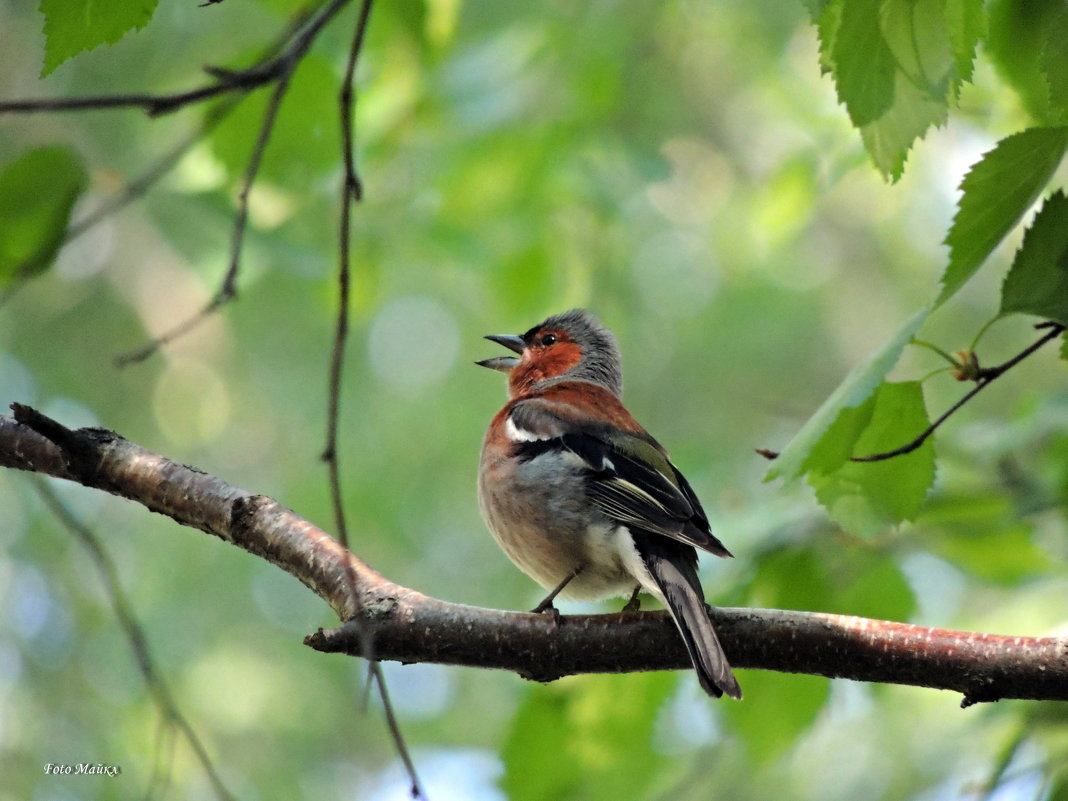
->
<box><xmin>477</xmin><ymin>309</ymin><xmax>741</xmax><ymax>699</ymax></box>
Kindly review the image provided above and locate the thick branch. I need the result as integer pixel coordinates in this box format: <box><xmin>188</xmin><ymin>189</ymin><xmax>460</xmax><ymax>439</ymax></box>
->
<box><xmin>3</xmin><ymin>406</ymin><xmax>1065</xmax><ymax>704</ymax></box>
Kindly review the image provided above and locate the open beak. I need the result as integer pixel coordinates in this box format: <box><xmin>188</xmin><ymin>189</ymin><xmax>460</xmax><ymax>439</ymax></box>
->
<box><xmin>476</xmin><ymin>333</ymin><xmax>525</xmax><ymax>372</ymax></box>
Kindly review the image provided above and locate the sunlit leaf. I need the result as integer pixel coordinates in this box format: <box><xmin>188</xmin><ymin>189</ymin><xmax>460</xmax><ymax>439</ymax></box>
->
<box><xmin>807</xmin><ymin>381</ymin><xmax>936</xmax><ymax>537</ymax></box>
<box><xmin>1040</xmin><ymin>4</ymin><xmax>1068</xmax><ymax>122</ymax></box>
<box><xmin>939</xmin><ymin>127</ymin><xmax>1068</xmax><ymax>304</ymax></box>
<box><xmin>859</xmin><ymin>71</ymin><xmax>948</xmax><ymax>181</ymax></box>
<box><xmin>945</xmin><ymin>0</ymin><xmax>987</xmax><ymax>83</ymax></box>
<box><xmin>1000</xmin><ymin>191</ymin><xmax>1068</xmax><ymax>326</ymax></box>
<box><xmin>40</xmin><ymin>0</ymin><xmax>160</xmax><ymax>76</ymax></box>
<box><xmin>0</xmin><ymin>147</ymin><xmax>87</xmax><ymax>285</ymax></box>
<box><xmin>829</xmin><ymin>0</ymin><xmax>896</xmax><ymax>127</ymax></box>
<box><xmin>766</xmin><ymin>307</ymin><xmax>930</xmax><ymax>483</ymax></box>
<box><xmin>987</xmin><ymin>0</ymin><xmax>1068</xmax><ymax>123</ymax></box>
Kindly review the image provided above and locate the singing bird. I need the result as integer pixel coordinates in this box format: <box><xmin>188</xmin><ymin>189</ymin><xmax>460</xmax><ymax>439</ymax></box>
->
<box><xmin>476</xmin><ymin>309</ymin><xmax>740</xmax><ymax>698</ymax></box>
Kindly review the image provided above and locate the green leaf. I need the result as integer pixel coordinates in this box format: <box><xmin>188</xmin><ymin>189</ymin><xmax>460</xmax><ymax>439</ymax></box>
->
<box><xmin>1000</xmin><ymin>191</ymin><xmax>1068</xmax><ymax>326</ymax></box>
<box><xmin>39</xmin><ymin>0</ymin><xmax>161</xmax><ymax>76</ymax></box>
<box><xmin>859</xmin><ymin>70</ymin><xmax>948</xmax><ymax>181</ymax></box>
<box><xmin>0</xmin><ymin>146</ymin><xmax>87</xmax><ymax>285</ymax></box>
<box><xmin>945</xmin><ymin>0</ymin><xmax>987</xmax><ymax>83</ymax></box>
<box><xmin>830</xmin><ymin>0</ymin><xmax>896</xmax><ymax>127</ymax></box>
<box><xmin>859</xmin><ymin>0</ymin><xmax>957</xmax><ymax>180</ymax></box>
<box><xmin>1040</xmin><ymin>4</ymin><xmax>1068</xmax><ymax>117</ymax></box>
<box><xmin>721</xmin><ymin>671</ymin><xmax>829</xmax><ymax>763</ymax></box>
<box><xmin>501</xmin><ymin>673</ymin><xmax>676</xmax><ymax>801</ymax></box>
<box><xmin>880</xmin><ymin>0</ymin><xmax>955</xmax><ymax>100</ymax></box>
<box><xmin>987</xmin><ymin>0</ymin><xmax>1067</xmax><ymax>123</ymax></box>
<box><xmin>939</xmin><ymin>127</ymin><xmax>1068</xmax><ymax>304</ymax></box>
<box><xmin>806</xmin><ymin>381</ymin><xmax>936</xmax><ymax>537</ymax></box>
<box><xmin>766</xmin><ymin>306</ymin><xmax>930</xmax><ymax>483</ymax></box>
<box><xmin>1061</xmin><ymin>332</ymin><xmax>1068</xmax><ymax>361</ymax></box>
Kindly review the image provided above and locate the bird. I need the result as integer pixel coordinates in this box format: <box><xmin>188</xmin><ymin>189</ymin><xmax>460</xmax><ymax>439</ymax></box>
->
<box><xmin>476</xmin><ymin>308</ymin><xmax>741</xmax><ymax>699</ymax></box>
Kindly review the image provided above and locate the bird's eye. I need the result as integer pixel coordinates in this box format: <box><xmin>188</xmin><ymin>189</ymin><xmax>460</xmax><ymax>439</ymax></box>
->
<box><xmin>540</xmin><ymin>334</ymin><xmax>557</xmax><ymax>346</ymax></box>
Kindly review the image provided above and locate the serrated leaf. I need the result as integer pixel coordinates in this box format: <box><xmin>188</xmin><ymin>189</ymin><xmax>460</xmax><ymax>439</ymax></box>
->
<box><xmin>1000</xmin><ymin>191</ymin><xmax>1068</xmax><ymax>325</ymax></box>
<box><xmin>939</xmin><ymin>126</ymin><xmax>1068</xmax><ymax>304</ymax></box>
<box><xmin>721</xmin><ymin>671</ymin><xmax>829</xmax><ymax>763</ymax></box>
<box><xmin>881</xmin><ymin>0</ymin><xmax>955</xmax><ymax>99</ymax></box>
<box><xmin>987</xmin><ymin>0</ymin><xmax>1067</xmax><ymax>123</ymax></box>
<box><xmin>945</xmin><ymin>0</ymin><xmax>987</xmax><ymax>83</ymax></box>
<box><xmin>502</xmin><ymin>674</ymin><xmax>676</xmax><ymax>801</ymax></box>
<box><xmin>766</xmin><ymin>306</ymin><xmax>930</xmax><ymax>483</ymax></box>
<box><xmin>852</xmin><ymin>0</ymin><xmax>956</xmax><ymax>180</ymax></box>
<box><xmin>807</xmin><ymin>381</ymin><xmax>936</xmax><ymax>537</ymax></box>
<box><xmin>39</xmin><ymin>0</ymin><xmax>160</xmax><ymax>76</ymax></box>
<box><xmin>1040</xmin><ymin>4</ymin><xmax>1068</xmax><ymax>115</ymax></box>
<box><xmin>815</xmin><ymin>0</ymin><xmax>843</xmax><ymax>76</ymax></box>
<box><xmin>0</xmin><ymin>146</ymin><xmax>87</xmax><ymax>285</ymax></box>
<box><xmin>860</xmin><ymin>70</ymin><xmax>949</xmax><ymax>181</ymax></box>
<box><xmin>831</xmin><ymin>0</ymin><xmax>896</xmax><ymax>127</ymax></box>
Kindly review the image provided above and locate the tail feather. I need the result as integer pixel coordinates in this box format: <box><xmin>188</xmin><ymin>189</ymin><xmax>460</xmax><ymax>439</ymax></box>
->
<box><xmin>631</xmin><ymin>531</ymin><xmax>741</xmax><ymax>699</ymax></box>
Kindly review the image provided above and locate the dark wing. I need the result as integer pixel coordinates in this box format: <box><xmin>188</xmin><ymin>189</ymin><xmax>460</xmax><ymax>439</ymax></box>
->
<box><xmin>509</xmin><ymin>400</ymin><xmax>731</xmax><ymax>557</ymax></box>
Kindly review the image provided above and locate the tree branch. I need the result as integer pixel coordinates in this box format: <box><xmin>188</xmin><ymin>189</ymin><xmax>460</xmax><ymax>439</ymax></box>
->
<box><xmin>4</xmin><ymin>405</ymin><xmax>1065</xmax><ymax>705</ymax></box>
<box><xmin>0</xmin><ymin>0</ymin><xmax>350</xmax><ymax>118</ymax></box>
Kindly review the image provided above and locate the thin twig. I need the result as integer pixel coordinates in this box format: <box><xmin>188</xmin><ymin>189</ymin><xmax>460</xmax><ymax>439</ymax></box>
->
<box><xmin>851</xmin><ymin>322</ymin><xmax>1066</xmax><ymax>462</ymax></box>
<box><xmin>68</xmin><ymin>101</ymin><xmax>240</xmax><ymax>245</ymax></box>
<box><xmin>371</xmin><ymin>662</ymin><xmax>425</xmax><ymax>800</ymax></box>
<box><xmin>323</xmin><ymin>0</ymin><xmax>374</xmax><ymax>547</ymax></box>
<box><xmin>320</xmin><ymin>3</ymin><xmax>422</xmax><ymax>796</ymax></box>
<box><xmin>114</xmin><ymin>51</ymin><xmax>298</xmax><ymax>367</ymax></box>
<box><xmin>32</xmin><ymin>477</ymin><xmax>234</xmax><ymax>801</ymax></box>
<box><xmin>0</xmin><ymin>6</ymin><xmax>318</xmax><ymax>313</ymax></box>
<box><xmin>0</xmin><ymin>0</ymin><xmax>349</xmax><ymax>118</ymax></box>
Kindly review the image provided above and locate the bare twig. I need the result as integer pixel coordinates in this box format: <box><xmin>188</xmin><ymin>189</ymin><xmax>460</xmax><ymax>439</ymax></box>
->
<box><xmin>65</xmin><ymin>99</ymin><xmax>240</xmax><ymax>246</ymax></box>
<box><xmin>32</xmin><ymin>477</ymin><xmax>234</xmax><ymax>801</ymax></box>
<box><xmin>757</xmin><ymin>321</ymin><xmax>1067</xmax><ymax>464</ymax></box>
<box><xmin>370</xmin><ymin>662</ymin><xmax>424</xmax><ymax>799</ymax></box>
<box><xmin>114</xmin><ymin>35</ymin><xmax>300</xmax><ymax>367</ymax></box>
<box><xmin>851</xmin><ymin>322</ymin><xmax>1066</xmax><ymax>462</ymax></box>
<box><xmin>4</xmin><ymin>406</ymin><xmax>1067</xmax><ymax>704</ymax></box>
<box><xmin>317</xmin><ymin>4</ymin><xmax>422</xmax><ymax>795</ymax></box>
<box><xmin>0</xmin><ymin>0</ymin><xmax>350</xmax><ymax>118</ymax></box>
<box><xmin>323</xmin><ymin>0</ymin><xmax>374</xmax><ymax>547</ymax></box>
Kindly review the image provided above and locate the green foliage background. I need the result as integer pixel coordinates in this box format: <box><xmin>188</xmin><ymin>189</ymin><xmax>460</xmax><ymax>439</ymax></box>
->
<box><xmin>0</xmin><ymin>1</ymin><xmax>1067</xmax><ymax>800</ymax></box>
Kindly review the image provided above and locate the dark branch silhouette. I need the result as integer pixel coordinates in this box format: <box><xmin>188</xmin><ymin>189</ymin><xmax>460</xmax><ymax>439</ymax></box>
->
<box><xmin>758</xmin><ymin>321</ymin><xmax>1067</xmax><ymax>464</ymax></box>
<box><xmin>0</xmin><ymin>0</ymin><xmax>347</xmax><ymax>118</ymax></box>
<box><xmin>4</xmin><ymin>405</ymin><xmax>1066</xmax><ymax>705</ymax></box>
<box><xmin>851</xmin><ymin>321</ymin><xmax>1066</xmax><ymax>462</ymax></box>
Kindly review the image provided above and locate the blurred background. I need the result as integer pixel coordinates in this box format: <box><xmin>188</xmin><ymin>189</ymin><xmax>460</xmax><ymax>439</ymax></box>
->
<box><xmin>1</xmin><ymin>0</ymin><xmax>1066</xmax><ymax>799</ymax></box>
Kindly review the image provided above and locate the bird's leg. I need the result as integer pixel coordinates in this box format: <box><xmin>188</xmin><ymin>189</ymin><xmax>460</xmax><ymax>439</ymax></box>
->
<box><xmin>531</xmin><ymin>565</ymin><xmax>584</xmax><ymax>615</ymax></box>
<box><xmin>620</xmin><ymin>584</ymin><xmax>642</xmax><ymax>612</ymax></box>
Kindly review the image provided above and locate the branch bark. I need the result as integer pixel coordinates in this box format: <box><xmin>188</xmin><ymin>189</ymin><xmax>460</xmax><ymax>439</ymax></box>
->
<box><xmin>3</xmin><ymin>405</ymin><xmax>1065</xmax><ymax>705</ymax></box>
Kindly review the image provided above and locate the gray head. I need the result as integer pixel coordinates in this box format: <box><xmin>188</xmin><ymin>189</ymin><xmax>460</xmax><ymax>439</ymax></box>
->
<box><xmin>477</xmin><ymin>308</ymin><xmax>624</xmax><ymax>397</ymax></box>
